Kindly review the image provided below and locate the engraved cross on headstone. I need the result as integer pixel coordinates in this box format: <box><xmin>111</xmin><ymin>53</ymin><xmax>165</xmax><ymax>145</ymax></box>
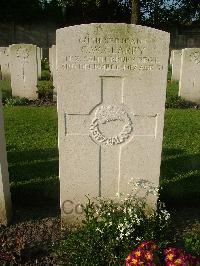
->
<box><xmin>65</xmin><ymin>76</ymin><xmax>157</xmax><ymax>198</ymax></box>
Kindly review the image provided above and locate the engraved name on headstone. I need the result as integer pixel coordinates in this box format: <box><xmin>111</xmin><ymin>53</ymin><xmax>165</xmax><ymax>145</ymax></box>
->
<box><xmin>57</xmin><ymin>24</ymin><xmax>170</xmax><ymax>224</ymax></box>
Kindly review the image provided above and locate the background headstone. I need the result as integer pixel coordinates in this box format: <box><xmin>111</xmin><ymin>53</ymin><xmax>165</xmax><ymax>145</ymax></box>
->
<box><xmin>37</xmin><ymin>47</ymin><xmax>42</xmax><ymax>79</ymax></box>
<box><xmin>52</xmin><ymin>45</ymin><xmax>57</xmax><ymax>100</ymax></box>
<box><xmin>0</xmin><ymin>47</ymin><xmax>10</xmax><ymax>80</ymax></box>
<box><xmin>10</xmin><ymin>44</ymin><xmax>38</xmax><ymax>100</ymax></box>
<box><xmin>0</xmin><ymin>92</ymin><xmax>12</xmax><ymax>225</ymax></box>
<box><xmin>171</xmin><ymin>49</ymin><xmax>182</xmax><ymax>81</ymax></box>
<box><xmin>57</xmin><ymin>24</ymin><xmax>170</xmax><ymax>224</ymax></box>
<box><xmin>169</xmin><ymin>50</ymin><xmax>173</xmax><ymax>65</ymax></box>
<box><xmin>179</xmin><ymin>48</ymin><xmax>200</xmax><ymax>103</ymax></box>
<box><xmin>49</xmin><ymin>45</ymin><xmax>57</xmax><ymax>100</ymax></box>
<box><xmin>49</xmin><ymin>46</ymin><xmax>53</xmax><ymax>74</ymax></box>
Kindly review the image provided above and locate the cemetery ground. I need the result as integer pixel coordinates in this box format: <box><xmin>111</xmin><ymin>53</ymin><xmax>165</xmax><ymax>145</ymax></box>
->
<box><xmin>0</xmin><ymin>76</ymin><xmax>200</xmax><ymax>264</ymax></box>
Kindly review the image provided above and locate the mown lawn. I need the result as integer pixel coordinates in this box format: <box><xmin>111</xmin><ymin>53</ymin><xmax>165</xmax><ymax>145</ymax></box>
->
<box><xmin>161</xmin><ymin>109</ymin><xmax>200</xmax><ymax>206</ymax></box>
<box><xmin>3</xmin><ymin>105</ymin><xmax>200</xmax><ymax>209</ymax></box>
<box><xmin>3</xmin><ymin>106</ymin><xmax>59</xmax><ymax>207</ymax></box>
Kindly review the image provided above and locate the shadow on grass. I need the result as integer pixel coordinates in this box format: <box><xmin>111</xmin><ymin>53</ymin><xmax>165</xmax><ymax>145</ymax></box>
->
<box><xmin>7</xmin><ymin>148</ymin><xmax>59</xmax><ymax>220</ymax></box>
<box><xmin>160</xmin><ymin>148</ymin><xmax>200</xmax><ymax>207</ymax></box>
<box><xmin>8</xmin><ymin>148</ymin><xmax>58</xmax><ymax>182</ymax></box>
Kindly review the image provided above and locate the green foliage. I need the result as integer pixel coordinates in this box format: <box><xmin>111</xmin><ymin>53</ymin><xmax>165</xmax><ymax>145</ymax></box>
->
<box><xmin>0</xmin><ymin>0</ymin><xmax>63</xmax><ymax>23</ymax></box>
<box><xmin>4</xmin><ymin>97</ymin><xmax>30</xmax><ymax>107</ymax></box>
<box><xmin>59</xmin><ymin>195</ymin><xmax>172</xmax><ymax>265</ymax></box>
<box><xmin>167</xmin><ymin>65</ymin><xmax>172</xmax><ymax>80</ymax></box>
<box><xmin>0</xmin><ymin>0</ymin><xmax>200</xmax><ymax>27</ymax></box>
<box><xmin>166</xmin><ymin>95</ymin><xmax>192</xmax><ymax>109</ymax></box>
<box><xmin>41</xmin><ymin>58</ymin><xmax>50</xmax><ymax>71</ymax></box>
<box><xmin>0</xmin><ymin>80</ymin><xmax>12</xmax><ymax>103</ymax></box>
<box><xmin>41</xmin><ymin>70</ymin><xmax>51</xmax><ymax>81</ymax></box>
<box><xmin>37</xmin><ymin>80</ymin><xmax>54</xmax><ymax>100</ymax></box>
<box><xmin>183</xmin><ymin>225</ymin><xmax>200</xmax><ymax>256</ymax></box>
<box><xmin>40</xmin><ymin>58</ymin><xmax>51</xmax><ymax>81</ymax></box>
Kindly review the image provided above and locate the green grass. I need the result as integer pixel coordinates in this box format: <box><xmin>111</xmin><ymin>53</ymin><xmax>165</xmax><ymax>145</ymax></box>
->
<box><xmin>3</xmin><ymin>105</ymin><xmax>200</xmax><ymax>209</ymax></box>
<box><xmin>1</xmin><ymin>66</ymin><xmax>199</xmax><ymax>208</ymax></box>
<box><xmin>0</xmin><ymin>80</ymin><xmax>12</xmax><ymax>101</ymax></box>
<box><xmin>161</xmin><ymin>109</ymin><xmax>200</xmax><ymax>206</ymax></box>
<box><xmin>166</xmin><ymin>80</ymin><xmax>179</xmax><ymax>99</ymax></box>
<box><xmin>4</xmin><ymin>106</ymin><xmax>58</xmax><ymax>206</ymax></box>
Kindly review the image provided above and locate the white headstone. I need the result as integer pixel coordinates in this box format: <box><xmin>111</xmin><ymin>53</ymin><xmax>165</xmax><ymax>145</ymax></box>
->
<box><xmin>37</xmin><ymin>47</ymin><xmax>42</xmax><ymax>79</ymax></box>
<box><xmin>0</xmin><ymin>47</ymin><xmax>10</xmax><ymax>80</ymax></box>
<box><xmin>49</xmin><ymin>46</ymin><xmax>53</xmax><ymax>75</ymax></box>
<box><xmin>52</xmin><ymin>46</ymin><xmax>57</xmax><ymax>99</ymax></box>
<box><xmin>10</xmin><ymin>44</ymin><xmax>38</xmax><ymax>100</ymax></box>
<box><xmin>57</xmin><ymin>24</ymin><xmax>170</xmax><ymax>224</ymax></box>
<box><xmin>179</xmin><ymin>48</ymin><xmax>200</xmax><ymax>104</ymax></box>
<box><xmin>169</xmin><ymin>50</ymin><xmax>173</xmax><ymax>65</ymax></box>
<box><xmin>49</xmin><ymin>45</ymin><xmax>57</xmax><ymax>100</ymax></box>
<box><xmin>49</xmin><ymin>46</ymin><xmax>56</xmax><ymax>74</ymax></box>
<box><xmin>171</xmin><ymin>49</ymin><xmax>182</xmax><ymax>81</ymax></box>
<box><xmin>0</xmin><ymin>92</ymin><xmax>12</xmax><ymax>225</ymax></box>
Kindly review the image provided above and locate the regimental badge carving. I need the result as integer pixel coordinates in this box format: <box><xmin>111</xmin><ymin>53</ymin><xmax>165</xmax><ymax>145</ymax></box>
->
<box><xmin>190</xmin><ymin>51</ymin><xmax>200</xmax><ymax>64</ymax></box>
<box><xmin>16</xmin><ymin>47</ymin><xmax>30</xmax><ymax>59</ymax></box>
<box><xmin>90</xmin><ymin>105</ymin><xmax>133</xmax><ymax>146</ymax></box>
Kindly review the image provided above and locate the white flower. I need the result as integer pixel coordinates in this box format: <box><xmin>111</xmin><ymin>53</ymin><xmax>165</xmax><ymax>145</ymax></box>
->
<box><xmin>96</xmin><ymin>228</ymin><xmax>103</xmax><ymax>234</ymax></box>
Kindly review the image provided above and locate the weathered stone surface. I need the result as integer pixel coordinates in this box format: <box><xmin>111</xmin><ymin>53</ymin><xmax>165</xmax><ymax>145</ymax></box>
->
<box><xmin>49</xmin><ymin>46</ymin><xmax>54</xmax><ymax>75</ymax></box>
<box><xmin>37</xmin><ymin>47</ymin><xmax>42</xmax><ymax>79</ymax></box>
<box><xmin>0</xmin><ymin>47</ymin><xmax>10</xmax><ymax>80</ymax></box>
<box><xmin>169</xmin><ymin>50</ymin><xmax>173</xmax><ymax>65</ymax></box>
<box><xmin>171</xmin><ymin>49</ymin><xmax>182</xmax><ymax>81</ymax></box>
<box><xmin>56</xmin><ymin>23</ymin><xmax>170</xmax><ymax>224</ymax></box>
<box><xmin>0</xmin><ymin>92</ymin><xmax>12</xmax><ymax>225</ymax></box>
<box><xmin>51</xmin><ymin>45</ymin><xmax>57</xmax><ymax>99</ymax></box>
<box><xmin>49</xmin><ymin>45</ymin><xmax>57</xmax><ymax>100</ymax></box>
<box><xmin>179</xmin><ymin>48</ymin><xmax>200</xmax><ymax>103</ymax></box>
<box><xmin>10</xmin><ymin>44</ymin><xmax>38</xmax><ymax>100</ymax></box>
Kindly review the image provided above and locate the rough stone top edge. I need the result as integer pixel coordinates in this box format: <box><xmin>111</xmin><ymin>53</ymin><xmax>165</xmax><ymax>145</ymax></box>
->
<box><xmin>9</xmin><ymin>44</ymin><xmax>37</xmax><ymax>47</ymax></box>
<box><xmin>56</xmin><ymin>23</ymin><xmax>170</xmax><ymax>38</ymax></box>
<box><xmin>183</xmin><ymin>47</ymin><xmax>200</xmax><ymax>51</ymax></box>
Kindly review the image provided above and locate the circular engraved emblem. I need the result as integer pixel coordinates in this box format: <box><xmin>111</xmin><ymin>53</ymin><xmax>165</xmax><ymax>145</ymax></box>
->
<box><xmin>90</xmin><ymin>105</ymin><xmax>133</xmax><ymax>146</ymax></box>
<box><xmin>190</xmin><ymin>51</ymin><xmax>200</xmax><ymax>64</ymax></box>
<box><xmin>16</xmin><ymin>47</ymin><xmax>30</xmax><ymax>59</ymax></box>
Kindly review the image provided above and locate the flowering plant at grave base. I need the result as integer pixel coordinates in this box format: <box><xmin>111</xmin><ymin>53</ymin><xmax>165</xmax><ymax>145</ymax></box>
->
<box><xmin>126</xmin><ymin>242</ymin><xmax>200</xmax><ymax>266</ymax></box>
<box><xmin>164</xmin><ymin>247</ymin><xmax>200</xmax><ymax>266</ymax></box>
<box><xmin>126</xmin><ymin>240</ymin><xmax>161</xmax><ymax>266</ymax></box>
<box><xmin>59</xmin><ymin>179</ymin><xmax>173</xmax><ymax>265</ymax></box>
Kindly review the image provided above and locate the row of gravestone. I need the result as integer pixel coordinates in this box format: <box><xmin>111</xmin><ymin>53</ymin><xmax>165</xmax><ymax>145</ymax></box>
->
<box><xmin>171</xmin><ymin>49</ymin><xmax>200</xmax><ymax>104</ymax></box>
<box><xmin>0</xmin><ymin>45</ymin><xmax>56</xmax><ymax>100</ymax></box>
<box><xmin>0</xmin><ymin>23</ymin><xmax>171</xmax><ymax>226</ymax></box>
